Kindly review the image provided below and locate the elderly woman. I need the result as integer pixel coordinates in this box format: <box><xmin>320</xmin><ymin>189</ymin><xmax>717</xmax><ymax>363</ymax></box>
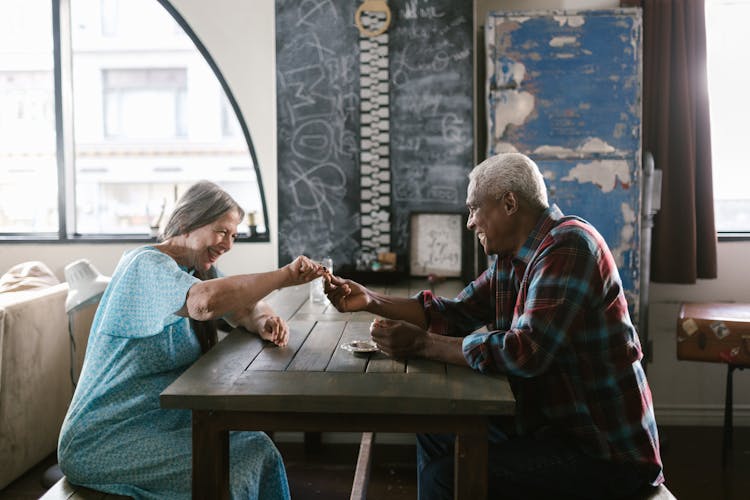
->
<box><xmin>58</xmin><ymin>181</ymin><xmax>324</xmax><ymax>499</ymax></box>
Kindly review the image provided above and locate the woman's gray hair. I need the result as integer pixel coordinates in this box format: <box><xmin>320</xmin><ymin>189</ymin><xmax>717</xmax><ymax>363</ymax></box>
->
<box><xmin>160</xmin><ymin>181</ymin><xmax>245</xmax><ymax>240</ymax></box>
<box><xmin>468</xmin><ymin>153</ymin><xmax>549</xmax><ymax>210</ymax></box>
<box><xmin>160</xmin><ymin>180</ymin><xmax>244</xmax><ymax>354</ymax></box>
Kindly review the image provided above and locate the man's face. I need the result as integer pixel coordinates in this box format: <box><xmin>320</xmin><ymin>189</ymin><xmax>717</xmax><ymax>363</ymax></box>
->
<box><xmin>466</xmin><ymin>183</ymin><xmax>515</xmax><ymax>256</ymax></box>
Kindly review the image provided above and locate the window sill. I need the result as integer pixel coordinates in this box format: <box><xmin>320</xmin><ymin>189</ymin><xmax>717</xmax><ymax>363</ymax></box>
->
<box><xmin>718</xmin><ymin>232</ymin><xmax>750</xmax><ymax>242</ymax></box>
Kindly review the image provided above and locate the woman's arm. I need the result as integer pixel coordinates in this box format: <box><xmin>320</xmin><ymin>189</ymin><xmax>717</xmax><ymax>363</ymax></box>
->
<box><xmin>226</xmin><ymin>299</ymin><xmax>289</xmax><ymax>346</ymax></box>
<box><xmin>178</xmin><ymin>255</ymin><xmax>323</xmax><ymax>321</ymax></box>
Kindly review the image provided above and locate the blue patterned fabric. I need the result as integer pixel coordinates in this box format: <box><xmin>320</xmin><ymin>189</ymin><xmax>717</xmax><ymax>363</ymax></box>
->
<box><xmin>58</xmin><ymin>246</ymin><xmax>290</xmax><ymax>499</ymax></box>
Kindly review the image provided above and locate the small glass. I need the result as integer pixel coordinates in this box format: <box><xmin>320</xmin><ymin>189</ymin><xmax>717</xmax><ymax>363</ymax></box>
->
<box><xmin>309</xmin><ymin>257</ymin><xmax>333</xmax><ymax>304</ymax></box>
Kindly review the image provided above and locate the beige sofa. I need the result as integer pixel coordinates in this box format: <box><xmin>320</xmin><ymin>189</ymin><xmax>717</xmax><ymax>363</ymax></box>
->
<box><xmin>0</xmin><ymin>282</ymin><xmax>96</xmax><ymax>489</ymax></box>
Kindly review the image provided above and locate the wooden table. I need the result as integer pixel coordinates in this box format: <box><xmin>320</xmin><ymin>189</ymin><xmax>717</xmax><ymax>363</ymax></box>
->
<box><xmin>160</xmin><ymin>280</ymin><xmax>515</xmax><ymax>499</ymax></box>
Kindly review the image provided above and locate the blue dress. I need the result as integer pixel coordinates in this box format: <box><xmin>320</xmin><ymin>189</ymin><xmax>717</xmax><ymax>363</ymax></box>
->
<box><xmin>58</xmin><ymin>246</ymin><xmax>290</xmax><ymax>500</ymax></box>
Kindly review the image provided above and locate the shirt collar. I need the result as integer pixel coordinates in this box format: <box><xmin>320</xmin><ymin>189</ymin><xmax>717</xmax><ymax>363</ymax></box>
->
<box><xmin>513</xmin><ymin>204</ymin><xmax>564</xmax><ymax>266</ymax></box>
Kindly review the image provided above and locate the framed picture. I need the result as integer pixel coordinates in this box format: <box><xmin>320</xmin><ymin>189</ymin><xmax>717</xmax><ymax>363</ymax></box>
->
<box><xmin>409</xmin><ymin>212</ymin><xmax>471</xmax><ymax>279</ymax></box>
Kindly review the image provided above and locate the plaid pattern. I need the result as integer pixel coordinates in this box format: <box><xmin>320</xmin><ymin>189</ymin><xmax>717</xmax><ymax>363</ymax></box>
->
<box><xmin>418</xmin><ymin>205</ymin><xmax>663</xmax><ymax>484</ymax></box>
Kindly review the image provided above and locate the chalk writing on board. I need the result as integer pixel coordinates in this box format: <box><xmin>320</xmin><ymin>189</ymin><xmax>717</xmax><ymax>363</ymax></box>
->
<box><xmin>409</xmin><ymin>213</ymin><xmax>463</xmax><ymax>277</ymax></box>
<box><xmin>276</xmin><ymin>0</ymin><xmax>474</xmax><ymax>269</ymax></box>
<box><xmin>276</xmin><ymin>0</ymin><xmax>360</xmax><ymax>265</ymax></box>
<box><xmin>389</xmin><ymin>0</ymin><xmax>474</xmax><ymax>260</ymax></box>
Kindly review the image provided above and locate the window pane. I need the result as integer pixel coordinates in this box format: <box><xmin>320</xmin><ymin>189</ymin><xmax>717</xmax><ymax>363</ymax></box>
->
<box><xmin>0</xmin><ymin>1</ymin><xmax>58</xmax><ymax>233</ymax></box>
<box><xmin>706</xmin><ymin>0</ymin><xmax>750</xmax><ymax>232</ymax></box>
<box><xmin>70</xmin><ymin>0</ymin><xmax>264</xmax><ymax>235</ymax></box>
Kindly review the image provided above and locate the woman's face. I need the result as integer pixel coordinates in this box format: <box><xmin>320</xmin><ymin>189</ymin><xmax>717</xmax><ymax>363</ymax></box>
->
<box><xmin>184</xmin><ymin>209</ymin><xmax>241</xmax><ymax>271</ymax></box>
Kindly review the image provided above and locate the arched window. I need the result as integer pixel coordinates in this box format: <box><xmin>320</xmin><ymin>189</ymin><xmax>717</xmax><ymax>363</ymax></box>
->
<box><xmin>0</xmin><ymin>0</ymin><xmax>268</xmax><ymax>240</ymax></box>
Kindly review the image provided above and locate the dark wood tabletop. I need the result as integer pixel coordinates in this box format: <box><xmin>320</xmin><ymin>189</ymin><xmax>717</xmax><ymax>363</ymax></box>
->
<box><xmin>160</xmin><ymin>279</ymin><xmax>515</xmax><ymax>499</ymax></box>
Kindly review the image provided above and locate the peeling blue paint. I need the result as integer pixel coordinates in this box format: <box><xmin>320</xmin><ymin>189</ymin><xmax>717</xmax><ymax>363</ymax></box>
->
<box><xmin>486</xmin><ymin>8</ymin><xmax>643</xmax><ymax>323</ymax></box>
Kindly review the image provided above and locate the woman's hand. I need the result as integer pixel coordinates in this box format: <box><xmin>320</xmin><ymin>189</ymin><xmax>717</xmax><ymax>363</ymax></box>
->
<box><xmin>283</xmin><ymin>255</ymin><xmax>326</xmax><ymax>287</ymax></box>
<box><xmin>324</xmin><ymin>274</ymin><xmax>371</xmax><ymax>312</ymax></box>
<box><xmin>256</xmin><ymin>314</ymin><xmax>289</xmax><ymax>347</ymax></box>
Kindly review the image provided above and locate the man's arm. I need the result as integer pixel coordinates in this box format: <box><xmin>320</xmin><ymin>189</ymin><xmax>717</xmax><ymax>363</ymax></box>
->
<box><xmin>370</xmin><ymin>318</ymin><xmax>469</xmax><ymax>367</ymax></box>
<box><xmin>179</xmin><ymin>256</ymin><xmax>323</xmax><ymax>321</ymax></box>
<box><xmin>325</xmin><ymin>275</ymin><xmax>428</xmax><ymax>329</ymax></box>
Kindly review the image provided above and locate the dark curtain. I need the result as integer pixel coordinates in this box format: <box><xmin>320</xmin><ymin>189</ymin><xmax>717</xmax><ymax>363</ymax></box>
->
<box><xmin>642</xmin><ymin>0</ymin><xmax>717</xmax><ymax>283</ymax></box>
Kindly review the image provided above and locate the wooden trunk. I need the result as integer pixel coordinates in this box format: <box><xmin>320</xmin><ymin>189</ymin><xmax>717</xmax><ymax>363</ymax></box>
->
<box><xmin>677</xmin><ymin>302</ymin><xmax>750</xmax><ymax>365</ymax></box>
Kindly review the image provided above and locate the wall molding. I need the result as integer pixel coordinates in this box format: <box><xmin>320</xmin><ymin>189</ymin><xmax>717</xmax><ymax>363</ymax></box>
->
<box><xmin>655</xmin><ymin>404</ymin><xmax>750</xmax><ymax>426</ymax></box>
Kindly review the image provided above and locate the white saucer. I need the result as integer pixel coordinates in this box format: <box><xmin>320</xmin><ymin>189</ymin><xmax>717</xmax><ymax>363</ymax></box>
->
<box><xmin>340</xmin><ymin>339</ymin><xmax>379</xmax><ymax>354</ymax></box>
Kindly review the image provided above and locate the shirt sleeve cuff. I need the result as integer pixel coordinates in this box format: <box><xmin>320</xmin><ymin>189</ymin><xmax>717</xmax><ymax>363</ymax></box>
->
<box><xmin>462</xmin><ymin>331</ymin><xmax>493</xmax><ymax>372</ymax></box>
<box><xmin>414</xmin><ymin>290</ymin><xmax>436</xmax><ymax>330</ymax></box>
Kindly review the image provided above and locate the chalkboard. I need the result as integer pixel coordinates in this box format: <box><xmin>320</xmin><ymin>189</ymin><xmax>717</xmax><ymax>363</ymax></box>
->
<box><xmin>276</xmin><ymin>0</ymin><xmax>360</xmax><ymax>266</ymax></box>
<box><xmin>389</xmin><ymin>0</ymin><xmax>475</xmax><ymax>262</ymax></box>
<box><xmin>276</xmin><ymin>0</ymin><xmax>474</xmax><ymax>269</ymax></box>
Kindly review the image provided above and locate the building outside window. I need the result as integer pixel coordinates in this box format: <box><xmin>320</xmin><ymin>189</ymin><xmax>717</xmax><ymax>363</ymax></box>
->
<box><xmin>0</xmin><ymin>0</ymin><xmax>267</xmax><ymax>239</ymax></box>
<box><xmin>0</xmin><ymin>2</ymin><xmax>57</xmax><ymax>233</ymax></box>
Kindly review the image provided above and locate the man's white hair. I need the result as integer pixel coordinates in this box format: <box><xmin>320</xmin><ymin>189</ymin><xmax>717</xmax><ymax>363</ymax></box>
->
<box><xmin>468</xmin><ymin>153</ymin><xmax>549</xmax><ymax>210</ymax></box>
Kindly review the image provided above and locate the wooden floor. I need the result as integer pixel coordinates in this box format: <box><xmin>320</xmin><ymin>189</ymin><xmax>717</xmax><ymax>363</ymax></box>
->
<box><xmin>1</xmin><ymin>426</ymin><xmax>748</xmax><ymax>500</ymax></box>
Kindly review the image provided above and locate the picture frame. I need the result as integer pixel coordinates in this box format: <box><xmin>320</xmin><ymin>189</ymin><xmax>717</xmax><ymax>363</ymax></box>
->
<box><xmin>408</xmin><ymin>212</ymin><xmax>472</xmax><ymax>279</ymax></box>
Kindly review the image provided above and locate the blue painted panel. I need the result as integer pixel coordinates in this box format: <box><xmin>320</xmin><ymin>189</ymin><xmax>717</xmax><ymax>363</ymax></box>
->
<box><xmin>536</xmin><ymin>158</ymin><xmax>640</xmax><ymax>314</ymax></box>
<box><xmin>486</xmin><ymin>9</ymin><xmax>643</xmax><ymax>324</ymax></box>
<box><xmin>487</xmin><ymin>10</ymin><xmax>641</xmax><ymax>157</ymax></box>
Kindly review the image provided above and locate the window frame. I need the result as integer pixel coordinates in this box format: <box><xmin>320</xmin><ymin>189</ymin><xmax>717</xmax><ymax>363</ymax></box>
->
<box><xmin>1</xmin><ymin>0</ymin><xmax>269</xmax><ymax>243</ymax></box>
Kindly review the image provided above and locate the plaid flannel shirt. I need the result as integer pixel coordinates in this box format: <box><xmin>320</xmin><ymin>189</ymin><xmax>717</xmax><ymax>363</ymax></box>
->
<box><xmin>417</xmin><ymin>205</ymin><xmax>663</xmax><ymax>484</ymax></box>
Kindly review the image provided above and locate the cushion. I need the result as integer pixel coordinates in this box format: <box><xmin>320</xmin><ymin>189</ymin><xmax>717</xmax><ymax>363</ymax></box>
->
<box><xmin>0</xmin><ymin>262</ymin><xmax>60</xmax><ymax>293</ymax></box>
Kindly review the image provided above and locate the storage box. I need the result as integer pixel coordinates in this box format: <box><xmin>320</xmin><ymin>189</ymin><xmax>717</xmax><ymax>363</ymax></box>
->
<box><xmin>677</xmin><ymin>302</ymin><xmax>750</xmax><ymax>365</ymax></box>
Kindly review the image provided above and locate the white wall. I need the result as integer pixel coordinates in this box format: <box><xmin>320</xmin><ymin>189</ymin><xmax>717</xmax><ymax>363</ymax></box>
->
<box><xmin>1</xmin><ymin>0</ymin><xmax>747</xmax><ymax>425</ymax></box>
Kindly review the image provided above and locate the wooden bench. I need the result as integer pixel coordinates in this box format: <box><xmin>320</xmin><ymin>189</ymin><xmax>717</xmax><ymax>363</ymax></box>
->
<box><xmin>350</xmin><ymin>432</ymin><xmax>375</xmax><ymax>500</ymax></box>
<box><xmin>349</xmin><ymin>433</ymin><xmax>677</xmax><ymax>500</ymax></box>
<box><xmin>40</xmin><ymin>477</ymin><xmax>132</xmax><ymax>500</ymax></box>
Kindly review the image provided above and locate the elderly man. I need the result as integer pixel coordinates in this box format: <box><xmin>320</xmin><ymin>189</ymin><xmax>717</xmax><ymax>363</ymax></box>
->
<box><xmin>325</xmin><ymin>153</ymin><xmax>663</xmax><ymax>499</ymax></box>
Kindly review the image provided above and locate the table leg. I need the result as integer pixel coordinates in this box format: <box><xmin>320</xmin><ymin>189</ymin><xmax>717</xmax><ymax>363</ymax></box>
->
<box><xmin>192</xmin><ymin>410</ymin><xmax>230</xmax><ymax>500</ymax></box>
<box><xmin>304</xmin><ymin>431</ymin><xmax>322</xmax><ymax>455</ymax></box>
<box><xmin>454</xmin><ymin>418</ymin><xmax>488</xmax><ymax>500</ymax></box>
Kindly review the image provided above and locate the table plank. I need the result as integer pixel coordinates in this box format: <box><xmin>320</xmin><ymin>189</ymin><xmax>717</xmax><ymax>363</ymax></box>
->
<box><xmin>176</xmin><ymin>329</ymin><xmax>265</xmax><ymax>387</ymax></box>
<box><xmin>246</xmin><ymin>321</ymin><xmax>315</xmax><ymax>371</ymax></box>
<box><xmin>264</xmin><ymin>285</ymin><xmax>309</xmax><ymax>320</ymax></box>
<box><xmin>322</xmin><ymin>306</ymin><xmax>353</xmax><ymax>321</ymax></box>
<box><xmin>185</xmin><ymin>371</ymin><xmax>513</xmax><ymax>415</ymax></box>
<box><xmin>351</xmin><ymin>309</ymin><xmax>376</xmax><ymax>321</ymax></box>
<box><xmin>287</xmin><ymin>321</ymin><xmax>345</xmax><ymax>372</ymax></box>
<box><xmin>407</xmin><ymin>279</ymin><xmax>430</xmax><ymax>296</ymax></box>
<box><xmin>432</xmin><ymin>279</ymin><xmax>466</xmax><ymax>298</ymax></box>
<box><xmin>383</xmin><ymin>283</ymin><xmax>410</xmax><ymax>298</ymax></box>
<box><xmin>366</xmin><ymin>352</ymin><xmax>406</xmax><ymax>373</ymax></box>
<box><xmin>327</xmin><ymin>322</ymin><xmax>371</xmax><ymax>373</ymax></box>
<box><xmin>406</xmin><ymin>357</ymin><xmax>446</xmax><ymax>375</ymax></box>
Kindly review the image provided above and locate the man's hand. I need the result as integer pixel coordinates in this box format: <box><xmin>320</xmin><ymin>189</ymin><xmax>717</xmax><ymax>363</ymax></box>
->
<box><xmin>256</xmin><ymin>314</ymin><xmax>289</xmax><ymax>347</ymax></box>
<box><xmin>369</xmin><ymin>318</ymin><xmax>427</xmax><ymax>359</ymax></box>
<box><xmin>283</xmin><ymin>255</ymin><xmax>326</xmax><ymax>287</ymax></box>
<box><xmin>324</xmin><ymin>274</ymin><xmax>371</xmax><ymax>312</ymax></box>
